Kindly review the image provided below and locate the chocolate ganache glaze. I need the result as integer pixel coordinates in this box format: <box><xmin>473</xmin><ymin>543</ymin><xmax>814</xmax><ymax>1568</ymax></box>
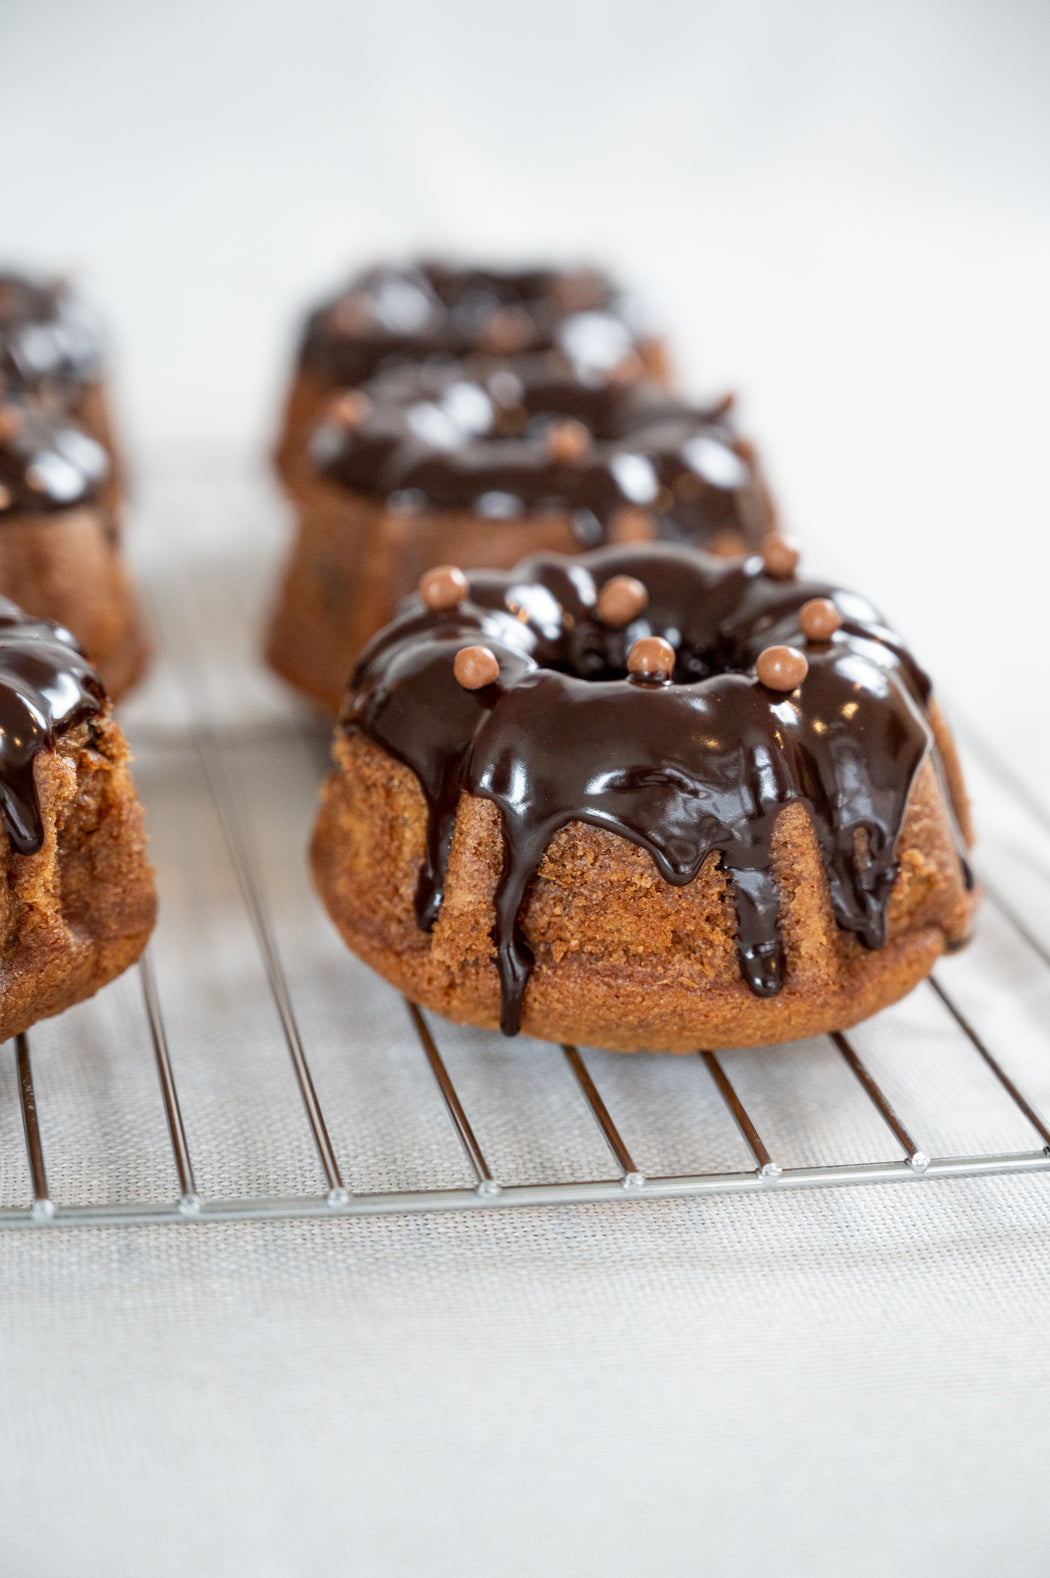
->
<box><xmin>311</xmin><ymin>358</ymin><xmax>772</xmax><ymax>551</ymax></box>
<box><xmin>0</xmin><ymin>401</ymin><xmax>109</xmax><ymax>515</ymax></box>
<box><xmin>299</xmin><ymin>262</ymin><xmax>655</xmax><ymax>388</ymax></box>
<box><xmin>0</xmin><ymin>273</ymin><xmax>104</xmax><ymax>393</ymax></box>
<box><xmin>0</xmin><ymin>599</ymin><xmax>104</xmax><ymax>854</ymax></box>
<box><xmin>345</xmin><ymin>543</ymin><xmax>972</xmax><ymax>1036</ymax></box>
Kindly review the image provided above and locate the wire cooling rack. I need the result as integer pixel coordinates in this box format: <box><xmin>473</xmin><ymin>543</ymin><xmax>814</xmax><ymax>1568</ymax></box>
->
<box><xmin>3</xmin><ymin>508</ymin><xmax>1049</xmax><ymax>1229</ymax></box>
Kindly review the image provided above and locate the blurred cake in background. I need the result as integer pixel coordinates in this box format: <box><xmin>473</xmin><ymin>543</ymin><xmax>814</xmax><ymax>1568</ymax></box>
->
<box><xmin>273</xmin><ymin>261</ymin><xmax>670</xmax><ymax>487</ymax></box>
<box><xmin>0</xmin><ymin>395</ymin><xmax>147</xmax><ymax>700</ymax></box>
<box><xmin>0</xmin><ymin>270</ymin><xmax>123</xmax><ymax>501</ymax></box>
<box><xmin>265</xmin><ymin>355</ymin><xmax>775</xmax><ymax>711</ymax></box>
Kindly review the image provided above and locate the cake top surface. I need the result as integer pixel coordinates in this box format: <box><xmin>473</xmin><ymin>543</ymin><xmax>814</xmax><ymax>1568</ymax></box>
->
<box><xmin>298</xmin><ymin>261</ymin><xmax>655</xmax><ymax>388</ymax></box>
<box><xmin>345</xmin><ymin>542</ymin><xmax>970</xmax><ymax>1035</ymax></box>
<box><xmin>0</xmin><ymin>400</ymin><xmax>110</xmax><ymax>516</ymax></box>
<box><xmin>310</xmin><ymin>357</ymin><xmax>771</xmax><ymax>551</ymax></box>
<box><xmin>0</xmin><ymin>598</ymin><xmax>106</xmax><ymax>855</ymax></box>
<box><xmin>0</xmin><ymin>271</ymin><xmax>104</xmax><ymax>390</ymax></box>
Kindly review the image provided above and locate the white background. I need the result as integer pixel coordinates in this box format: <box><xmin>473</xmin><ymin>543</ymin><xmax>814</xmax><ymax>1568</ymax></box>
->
<box><xmin>3</xmin><ymin>4</ymin><xmax>1050</xmax><ymax>1573</ymax></box>
<box><xmin>4</xmin><ymin>0</ymin><xmax>1050</xmax><ymax>787</ymax></box>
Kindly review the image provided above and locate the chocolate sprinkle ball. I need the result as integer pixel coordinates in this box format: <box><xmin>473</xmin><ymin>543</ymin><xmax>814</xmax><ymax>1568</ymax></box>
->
<box><xmin>310</xmin><ymin>357</ymin><xmax>774</xmax><ymax>553</ymax></box>
<box><xmin>420</xmin><ymin>564</ymin><xmax>469</xmax><ymax>611</ymax></box>
<box><xmin>0</xmin><ymin>599</ymin><xmax>105</xmax><ymax>853</ymax></box>
<box><xmin>762</xmin><ymin>535</ymin><xmax>801</xmax><ymax>580</ymax></box>
<box><xmin>0</xmin><ymin>399</ymin><xmax>109</xmax><ymax>515</ymax></box>
<box><xmin>756</xmin><ymin>644</ymin><xmax>808</xmax><ymax>691</ymax></box>
<box><xmin>454</xmin><ymin>645</ymin><xmax>500</xmax><ymax>690</ymax></box>
<box><xmin>799</xmin><ymin>597</ymin><xmax>843</xmax><ymax>641</ymax></box>
<box><xmin>329</xmin><ymin>390</ymin><xmax>372</xmax><ymax>429</ymax></box>
<box><xmin>627</xmin><ymin>635</ymin><xmax>675</xmax><ymax>680</ymax></box>
<box><xmin>298</xmin><ymin>261</ymin><xmax>657</xmax><ymax>388</ymax></box>
<box><xmin>545</xmin><ymin>418</ymin><xmax>592</xmax><ymax>463</ymax></box>
<box><xmin>596</xmin><ymin>574</ymin><xmax>648</xmax><ymax>628</ymax></box>
<box><xmin>0</xmin><ymin>272</ymin><xmax>104</xmax><ymax>393</ymax></box>
<box><xmin>345</xmin><ymin>542</ymin><xmax>969</xmax><ymax>1036</ymax></box>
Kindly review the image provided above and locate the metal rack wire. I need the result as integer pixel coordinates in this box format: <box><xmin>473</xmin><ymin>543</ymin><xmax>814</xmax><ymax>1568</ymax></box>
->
<box><xmin>3</xmin><ymin>534</ymin><xmax>1049</xmax><ymax>1230</ymax></box>
<box><xmin>2</xmin><ymin>718</ymin><xmax>1048</xmax><ymax>1230</ymax></box>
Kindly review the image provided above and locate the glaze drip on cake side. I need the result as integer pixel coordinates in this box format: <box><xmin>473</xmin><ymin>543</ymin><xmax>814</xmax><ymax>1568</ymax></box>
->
<box><xmin>0</xmin><ymin>599</ymin><xmax>105</xmax><ymax>854</ymax></box>
<box><xmin>0</xmin><ymin>401</ymin><xmax>110</xmax><ymax>515</ymax></box>
<box><xmin>344</xmin><ymin>544</ymin><xmax>972</xmax><ymax>1036</ymax></box>
<box><xmin>0</xmin><ymin>272</ymin><xmax>104</xmax><ymax>391</ymax></box>
<box><xmin>312</xmin><ymin>359</ymin><xmax>772</xmax><ymax>551</ymax></box>
<box><xmin>299</xmin><ymin>262</ymin><xmax>654</xmax><ymax>388</ymax></box>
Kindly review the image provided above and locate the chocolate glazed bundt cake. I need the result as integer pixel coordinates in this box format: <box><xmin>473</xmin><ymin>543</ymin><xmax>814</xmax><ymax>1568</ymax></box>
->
<box><xmin>273</xmin><ymin>261</ymin><xmax>669</xmax><ymax>486</ymax></box>
<box><xmin>312</xmin><ymin>543</ymin><xmax>976</xmax><ymax>1053</ymax></box>
<box><xmin>0</xmin><ymin>398</ymin><xmax>148</xmax><ymax>701</ymax></box>
<box><xmin>266</xmin><ymin>357</ymin><xmax>774</xmax><ymax>711</ymax></box>
<box><xmin>0</xmin><ymin>600</ymin><xmax>155</xmax><ymax>1041</ymax></box>
<box><xmin>0</xmin><ymin>270</ymin><xmax>123</xmax><ymax>498</ymax></box>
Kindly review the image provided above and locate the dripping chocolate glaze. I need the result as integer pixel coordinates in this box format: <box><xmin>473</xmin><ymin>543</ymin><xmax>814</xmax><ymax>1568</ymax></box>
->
<box><xmin>311</xmin><ymin>358</ymin><xmax>772</xmax><ymax>552</ymax></box>
<box><xmin>0</xmin><ymin>272</ymin><xmax>104</xmax><ymax>392</ymax></box>
<box><xmin>299</xmin><ymin>261</ymin><xmax>654</xmax><ymax>388</ymax></box>
<box><xmin>344</xmin><ymin>543</ymin><xmax>973</xmax><ymax>1036</ymax></box>
<box><xmin>0</xmin><ymin>599</ymin><xmax>104</xmax><ymax>854</ymax></box>
<box><xmin>0</xmin><ymin>402</ymin><xmax>110</xmax><ymax>515</ymax></box>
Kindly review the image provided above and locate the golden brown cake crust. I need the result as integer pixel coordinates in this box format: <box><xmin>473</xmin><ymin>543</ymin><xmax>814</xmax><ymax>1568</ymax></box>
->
<box><xmin>0</xmin><ymin>711</ymin><xmax>156</xmax><ymax>1042</ymax></box>
<box><xmin>0</xmin><ymin>507</ymin><xmax>149</xmax><ymax>702</ymax></box>
<box><xmin>311</xmin><ymin>734</ymin><xmax>975</xmax><ymax>1054</ymax></box>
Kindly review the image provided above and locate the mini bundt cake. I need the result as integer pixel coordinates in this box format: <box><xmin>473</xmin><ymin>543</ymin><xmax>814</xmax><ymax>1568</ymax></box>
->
<box><xmin>311</xmin><ymin>542</ymin><xmax>976</xmax><ymax>1053</ymax></box>
<box><xmin>266</xmin><ymin>358</ymin><xmax>774</xmax><ymax>711</ymax></box>
<box><xmin>0</xmin><ymin>599</ymin><xmax>155</xmax><ymax>1041</ymax></box>
<box><xmin>273</xmin><ymin>260</ymin><xmax>669</xmax><ymax>486</ymax></box>
<box><xmin>0</xmin><ymin>397</ymin><xmax>148</xmax><ymax>700</ymax></box>
<box><xmin>0</xmin><ymin>269</ymin><xmax>122</xmax><ymax>496</ymax></box>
